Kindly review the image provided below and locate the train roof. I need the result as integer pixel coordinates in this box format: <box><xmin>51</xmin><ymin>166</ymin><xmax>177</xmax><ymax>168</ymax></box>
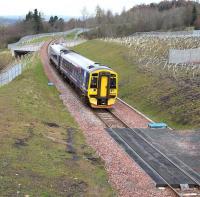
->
<box><xmin>50</xmin><ymin>43</ymin><xmax>112</xmax><ymax>72</ymax></box>
<box><xmin>50</xmin><ymin>43</ymin><xmax>65</xmax><ymax>54</ymax></box>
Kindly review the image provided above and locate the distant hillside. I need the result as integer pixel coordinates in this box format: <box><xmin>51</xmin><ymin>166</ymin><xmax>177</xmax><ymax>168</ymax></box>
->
<box><xmin>0</xmin><ymin>17</ymin><xmax>18</xmax><ymax>25</ymax></box>
<box><xmin>0</xmin><ymin>15</ymin><xmax>71</xmax><ymax>26</ymax></box>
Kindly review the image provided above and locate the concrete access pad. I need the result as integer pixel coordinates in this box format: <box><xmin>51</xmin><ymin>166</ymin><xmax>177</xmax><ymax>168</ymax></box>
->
<box><xmin>106</xmin><ymin>128</ymin><xmax>200</xmax><ymax>187</ymax></box>
<box><xmin>139</xmin><ymin>128</ymin><xmax>200</xmax><ymax>180</ymax></box>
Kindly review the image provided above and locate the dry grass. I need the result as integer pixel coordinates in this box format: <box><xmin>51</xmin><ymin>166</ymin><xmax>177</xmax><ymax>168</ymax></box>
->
<box><xmin>103</xmin><ymin>36</ymin><xmax>200</xmax><ymax>79</ymax></box>
<box><xmin>0</xmin><ymin>50</ymin><xmax>14</xmax><ymax>71</ymax></box>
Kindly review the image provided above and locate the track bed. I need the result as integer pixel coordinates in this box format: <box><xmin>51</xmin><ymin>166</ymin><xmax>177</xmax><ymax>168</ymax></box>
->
<box><xmin>107</xmin><ymin>128</ymin><xmax>199</xmax><ymax>188</ymax></box>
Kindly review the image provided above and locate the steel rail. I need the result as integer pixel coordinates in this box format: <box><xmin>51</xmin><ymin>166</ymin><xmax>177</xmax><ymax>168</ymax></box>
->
<box><xmin>97</xmin><ymin>108</ymin><xmax>199</xmax><ymax>197</ymax></box>
<box><xmin>109</xmin><ymin>109</ymin><xmax>200</xmax><ymax>185</ymax></box>
<box><xmin>108</xmin><ymin>127</ymin><xmax>182</xmax><ymax>197</ymax></box>
<box><xmin>117</xmin><ymin>97</ymin><xmax>174</xmax><ymax>130</ymax></box>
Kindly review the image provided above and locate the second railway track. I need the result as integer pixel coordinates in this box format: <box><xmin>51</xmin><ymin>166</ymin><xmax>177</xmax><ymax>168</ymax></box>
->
<box><xmin>95</xmin><ymin>108</ymin><xmax>200</xmax><ymax>197</ymax></box>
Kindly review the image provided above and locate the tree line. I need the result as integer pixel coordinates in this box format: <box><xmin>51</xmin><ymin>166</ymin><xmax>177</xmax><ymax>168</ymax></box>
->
<box><xmin>1</xmin><ymin>1</ymin><xmax>200</xmax><ymax>48</ymax></box>
<box><xmin>23</xmin><ymin>9</ymin><xmax>66</xmax><ymax>34</ymax></box>
<box><xmin>0</xmin><ymin>9</ymin><xmax>68</xmax><ymax>48</ymax></box>
<box><xmin>82</xmin><ymin>0</ymin><xmax>200</xmax><ymax>38</ymax></box>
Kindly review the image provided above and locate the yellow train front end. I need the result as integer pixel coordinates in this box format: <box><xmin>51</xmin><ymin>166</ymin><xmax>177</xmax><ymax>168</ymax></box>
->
<box><xmin>88</xmin><ymin>69</ymin><xmax>118</xmax><ymax>108</ymax></box>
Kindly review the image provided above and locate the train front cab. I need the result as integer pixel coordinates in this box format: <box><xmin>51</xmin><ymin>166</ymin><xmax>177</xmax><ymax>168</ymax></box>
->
<box><xmin>88</xmin><ymin>70</ymin><xmax>118</xmax><ymax>108</ymax></box>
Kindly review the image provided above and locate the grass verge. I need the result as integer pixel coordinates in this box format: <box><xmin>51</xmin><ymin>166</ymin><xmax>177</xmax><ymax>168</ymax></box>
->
<box><xmin>21</xmin><ymin>36</ymin><xmax>54</xmax><ymax>45</ymax></box>
<box><xmin>0</xmin><ymin>53</ymin><xmax>114</xmax><ymax>196</ymax></box>
<box><xmin>65</xmin><ymin>33</ymin><xmax>76</xmax><ymax>40</ymax></box>
<box><xmin>73</xmin><ymin>40</ymin><xmax>200</xmax><ymax>129</ymax></box>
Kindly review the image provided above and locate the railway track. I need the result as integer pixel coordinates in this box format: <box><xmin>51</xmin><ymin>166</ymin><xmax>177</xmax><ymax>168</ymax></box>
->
<box><xmin>46</xmin><ymin>42</ymin><xmax>200</xmax><ymax>196</ymax></box>
<box><xmin>95</xmin><ymin>108</ymin><xmax>200</xmax><ymax>197</ymax></box>
<box><xmin>94</xmin><ymin>109</ymin><xmax>125</xmax><ymax>128</ymax></box>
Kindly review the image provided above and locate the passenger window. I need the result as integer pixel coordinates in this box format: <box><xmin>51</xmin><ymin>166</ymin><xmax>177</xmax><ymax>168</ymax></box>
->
<box><xmin>110</xmin><ymin>78</ymin><xmax>116</xmax><ymax>88</ymax></box>
<box><xmin>90</xmin><ymin>77</ymin><xmax>98</xmax><ymax>88</ymax></box>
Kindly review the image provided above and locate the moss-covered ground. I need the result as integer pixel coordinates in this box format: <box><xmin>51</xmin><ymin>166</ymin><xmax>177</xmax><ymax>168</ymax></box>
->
<box><xmin>0</xmin><ymin>53</ymin><xmax>114</xmax><ymax>196</ymax></box>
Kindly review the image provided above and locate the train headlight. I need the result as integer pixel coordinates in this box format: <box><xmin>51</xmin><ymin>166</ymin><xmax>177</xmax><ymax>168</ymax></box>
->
<box><xmin>110</xmin><ymin>89</ymin><xmax>116</xmax><ymax>94</ymax></box>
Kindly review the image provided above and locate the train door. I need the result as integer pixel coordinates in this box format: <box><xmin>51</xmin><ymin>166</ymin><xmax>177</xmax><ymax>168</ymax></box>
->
<box><xmin>100</xmin><ymin>76</ymin><xmax>108</xmax><ymax>97</ymax></box>
<box><xmin>99</xmin><ymin>72</ymin><xmax>110</xmax><ymax>98</ymax></box>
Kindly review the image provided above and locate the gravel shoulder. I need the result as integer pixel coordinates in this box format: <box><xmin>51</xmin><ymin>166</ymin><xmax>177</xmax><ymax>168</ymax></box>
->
<box><xmin>113</xmin><ymin>100</ymin><xmax>150</xmax><ymax>128</ymax></box>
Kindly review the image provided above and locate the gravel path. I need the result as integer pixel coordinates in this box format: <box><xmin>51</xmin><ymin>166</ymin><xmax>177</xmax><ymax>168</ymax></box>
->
<box><xmin>40</xmin><ymin>42</ymin><xmax>176</xmax><ymax>197</ymax></box>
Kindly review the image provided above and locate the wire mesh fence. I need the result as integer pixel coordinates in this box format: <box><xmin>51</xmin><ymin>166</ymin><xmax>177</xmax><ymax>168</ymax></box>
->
<box><xmin>169</xmin><ymin>48</ymin><xmax>200</xmax><ymax>64</ymax></box>
<box><xmin>132</xmin><ymin>30</ymin><xmax>200</xmax><ymax>38</ymax></box>
<box><xmin>102</xmin><ymin>31</ymin><xmax>200</xmax><ymax>78</ymax></box>
<box><xmin>7</xmin><ymin>28</ymin><xmax>88</xmax><ymax>49</ymax></box>
<box><xmin>0</xmin><ymin>64</ymin><xmax>22</xmax><ymax>86</ymax></box>
<box><xmin>0</xmin><ymin>54</ymin><xmax>31</xmax><ymax>87</ymax></box>
<box><xmin>1</xmin><ymin>28</ymin><xmax>89</xmax><ymax>87</ymax></box>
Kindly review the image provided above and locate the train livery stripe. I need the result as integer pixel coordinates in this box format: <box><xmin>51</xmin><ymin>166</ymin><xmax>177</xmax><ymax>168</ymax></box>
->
<box><xmin>100</xmin><ymin>76</ymin><xmax>108</xmax><ymax>97</ymax></box>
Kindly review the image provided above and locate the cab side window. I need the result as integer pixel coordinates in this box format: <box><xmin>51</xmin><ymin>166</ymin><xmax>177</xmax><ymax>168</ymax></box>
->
<box><xmin>90</xmin><ymin>77</ymin><xmax>98</xmax><ymax>88</ymax></box>
<box><xmin>110</xmin><ymin>78</ymin><xmax>116</xmax><ymax>88</ymax></box>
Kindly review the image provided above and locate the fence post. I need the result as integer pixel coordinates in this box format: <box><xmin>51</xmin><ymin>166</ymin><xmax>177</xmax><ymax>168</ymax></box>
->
<box><xmin>0</xmin><ymin>75</ymin><xmax>1</xmax><ymax>86</ymax></box>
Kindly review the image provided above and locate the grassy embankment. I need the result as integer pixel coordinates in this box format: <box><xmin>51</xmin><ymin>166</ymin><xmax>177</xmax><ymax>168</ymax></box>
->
<box><xmin>20</xmin><ymin>36</ymin><xmax>54</xmax><ymax>45</ymax></box>
<box><xmin>64</xmin><ymin>31</ymin><xmax>78</xmax><ymax>40</ymax></box>
<box><xmin>0</xmin><ymin>53</ymin><xmax>114</xmax><ymax>196</ymax></box>
<box><xmin>73</xmin><ymin>40</ymin><xmax>200</xmax><ymax>129</ymax></box>
<box><xmin>19</xmin><ymin>31</ymin><xmax>78</xmax><ymax>45</ymax></box>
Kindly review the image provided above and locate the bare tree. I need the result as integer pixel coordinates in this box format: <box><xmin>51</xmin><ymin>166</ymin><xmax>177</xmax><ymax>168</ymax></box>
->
<box><xmin>95</xmin><ymin>5</ymin><xmax>105</xmax><ymax>26</ymax></box>
<box><xmin>81</xmin><ymin>6</ymin><xmax>89</xmax><ymax>31</ymax></box>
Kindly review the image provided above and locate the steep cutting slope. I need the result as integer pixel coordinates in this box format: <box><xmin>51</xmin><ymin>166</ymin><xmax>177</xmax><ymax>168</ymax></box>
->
<box><xmin>73</xmin><ymin>40</ymin><xmax>200</xmax><ymax>129</ymax></box>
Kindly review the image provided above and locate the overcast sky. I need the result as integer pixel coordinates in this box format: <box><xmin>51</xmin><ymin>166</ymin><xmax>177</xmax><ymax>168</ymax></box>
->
<box><xmin>0</xmin><ymin>0</ymin><xmax>161</xmax><ymax>17</ymax></box>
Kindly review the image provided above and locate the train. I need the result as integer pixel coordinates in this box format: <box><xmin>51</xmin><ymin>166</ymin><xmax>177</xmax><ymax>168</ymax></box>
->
<box><xmin>48</xmin><ymin>43</ymin><xmax>118</xmax><ymax>108</ymax></box>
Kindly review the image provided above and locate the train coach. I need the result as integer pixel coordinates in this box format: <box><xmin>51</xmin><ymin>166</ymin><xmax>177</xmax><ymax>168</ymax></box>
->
<box><xmin>48</xmin><ymin>43</ymin><xmax>118</xmax><ymax>108</ymax></box>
